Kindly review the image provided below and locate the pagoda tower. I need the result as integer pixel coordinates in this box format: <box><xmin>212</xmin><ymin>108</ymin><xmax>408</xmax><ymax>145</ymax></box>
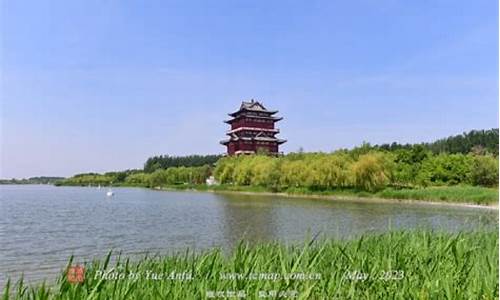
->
<box><xmin>221</xmin><ymin>100</ymin><xmax>286</xmax><ymax>155</ymax></box>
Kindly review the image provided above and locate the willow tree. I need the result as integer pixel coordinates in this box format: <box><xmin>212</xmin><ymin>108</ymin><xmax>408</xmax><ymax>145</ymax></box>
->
<box><xmin>351</xmin><ymin>152</ymin><xmax>394</xmax><ymax>191</ymax></box>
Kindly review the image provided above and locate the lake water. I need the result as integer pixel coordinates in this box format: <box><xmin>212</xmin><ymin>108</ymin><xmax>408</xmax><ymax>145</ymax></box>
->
<box><xmin>0</xmin><ymin>184</ymin><xmax>498</xmax><ymax>286</ymax></box>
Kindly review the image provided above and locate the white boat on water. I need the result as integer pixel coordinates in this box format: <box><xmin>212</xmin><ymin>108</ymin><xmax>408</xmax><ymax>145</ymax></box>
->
<box><xmin>106</xmin><ymin>189</ymin><xmax>114</xmax><ymax>197</ymax></box>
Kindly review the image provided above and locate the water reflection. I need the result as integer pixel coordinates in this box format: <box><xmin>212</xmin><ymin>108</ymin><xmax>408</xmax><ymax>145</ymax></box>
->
<box><xmin>0</xmin><ymin>185</ymin><xmax>497</xmax><ymax>285</ymax></box>
<box><xmin>214</xmin><ymin>192</ymin><xmax>498</xmax><ymax>242</ymax></box>
<box><xmin>216</xmin><ymin>194</ymin><xmax>279</xmax><ymax>249</ymax></box>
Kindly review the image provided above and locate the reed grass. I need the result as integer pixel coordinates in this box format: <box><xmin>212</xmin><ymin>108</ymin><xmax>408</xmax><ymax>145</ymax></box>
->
<box><xmin>378</xmin><ymin>186</ymin><xmax>499</xmax><ymax>204</ymax></box>
<box><xmin>3</xmin><ymin>230</ymin><xmax>498</xmax><ymax>299</ymax></box>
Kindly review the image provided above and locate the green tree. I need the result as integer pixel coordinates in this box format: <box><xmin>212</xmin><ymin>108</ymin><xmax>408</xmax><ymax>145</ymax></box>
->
<box><xmin>417</xmin><ymin>154</ymin><xmax>473</xmax><ymax>186</ymax></box>
<box><xmin>469</xmin><ymin>155</ymin><xmax>499</xmax><ymax>187</ymax></box>
<box><xmin>125</xmin><ymin>173</ymin><xmax>151</xmax><ymax>186</ymax></box>
<box><xmin>250</xmin><ymin>155</ymin><xmax>280</xmax><ymax>187</ymax></box>
<box><xmin>214</xmin><ymin>157</ymin><xmax>236</xmax><ymax>184</ymax></box>
<box><xmin>351</xmin><ymin>152</ymin><xmax>394</xmax><ymax>191</ymax></box>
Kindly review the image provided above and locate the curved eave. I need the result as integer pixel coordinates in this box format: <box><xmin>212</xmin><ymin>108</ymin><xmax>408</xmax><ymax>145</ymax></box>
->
<box><xmin>254</xmin><ymin>138</ymin><xmax>287</xmax><ymax>144</ymax></box>
<box><xmin>227</xmin><ymin>127</ymin><xmax>279</xmax><ymax>134</ymax></box>
<box><xmin>225</xmin><ymin>116</ymin><xmax>283</xmax><ymax>123</ymax></box>
<box><xmin>228</xmin><ymin>109</ymin><xmax>279</xmax><ymax>117</ymax></box>
<box><xmin>221</xmin><ymin>138</ymin><xmax>286</xmax><ymax>145</ymax></box>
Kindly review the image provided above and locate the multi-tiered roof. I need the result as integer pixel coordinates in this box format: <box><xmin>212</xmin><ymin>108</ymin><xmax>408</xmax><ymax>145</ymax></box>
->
<box><xmin>221</xmin><ymin>100</ymin><xmax>286</xmax><ymax>155</ymax></box>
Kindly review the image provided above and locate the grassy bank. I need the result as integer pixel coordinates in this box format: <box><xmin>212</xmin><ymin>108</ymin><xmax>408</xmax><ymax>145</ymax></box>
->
<box><xmin>3</xmin><ymin>230</ymin><xmax>498</xmax><ymax>299</ymax></box>
<box><xmin>377</xmin><ymin>186</ymin><xmax>498</xmax><ymax>204</ymax></box>
<box><xmin>56</xmin><ymin>181</ymin><xmax>499</xmax><ymax>204</ymax></box>
<box><xmin>159</xmin><ymin>184</ymin><xmax>499</xmax><ymax>205</ymax></box>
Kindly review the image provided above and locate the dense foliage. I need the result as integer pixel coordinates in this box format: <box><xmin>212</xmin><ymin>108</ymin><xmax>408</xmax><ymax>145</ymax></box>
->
<box><xmin>0</xmin><ymin>177</ymin><xmax>65</xmax><ymax>185</ymax></box>
<box><xmin>55</xmin><ymin>170</ymin><xmax>142</xmax><ymax>186</ymax></box>
<box><xmin>144</xmin><ymin>154</ymin><xmax>221</xmax><ymax>173</ymax></box>
<box><xmin>214</xmin><ymin>150</ymin><xmax>498</xmax><ymax>191</ymax></box>
<box><xmin>143</xmin><ymin>165</ymin><xmax>211</xmax><ymax>186</ymax></box>
<box><xmin>56</xmin><ymin>166</ymin><xmax>212</xmax><ymax>188</ymax></box>
<box><xmin>57</xmin><ymin>146</ymin><xmax>498</xmax><ymax>203</ymax></box>
<box><xmin>426</xmin><ymin>128</ymin><xmax>499</xmax><ymax>155</ymax></box>
<box><xmin>375</xmin><ymin>128</ymin><xmax>499</xmax><ymax>155</ymax></box>
<box><xmin>4</xmin><ymin>230</ymin><xmax>498</xmax><ymax>299</ymax></box>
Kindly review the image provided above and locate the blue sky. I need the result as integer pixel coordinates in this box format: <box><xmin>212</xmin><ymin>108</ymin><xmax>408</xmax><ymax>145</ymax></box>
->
<box><xmin>1</xmin><ymin>0</ymin><xmax>498</xmax><ymax>178</ymax></box>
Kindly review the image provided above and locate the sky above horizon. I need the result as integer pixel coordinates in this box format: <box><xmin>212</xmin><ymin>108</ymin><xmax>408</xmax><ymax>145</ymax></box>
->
<box><xmin>1</xmin><ymin>0</ymin><xmax>498</xmax><ymax>178</ymax></box>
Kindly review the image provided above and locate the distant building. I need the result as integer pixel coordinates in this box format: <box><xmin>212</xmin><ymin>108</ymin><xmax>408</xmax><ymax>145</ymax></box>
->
<box><xmin>220</xmin><ymin>100</ymin><xmax>286</xmax><ymax>155</ymax></box>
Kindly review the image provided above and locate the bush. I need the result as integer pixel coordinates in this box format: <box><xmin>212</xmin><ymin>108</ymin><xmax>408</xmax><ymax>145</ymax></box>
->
<box><xmin>149</xmin><ymin>169</ymin><xmax>169</xmax><ymax>187</ymax></box>
<box><xmin>416</xmin><ymin>154</ymin><xmax>473</xmax><ymax>186</ymax></box>
<box><xmin>392</xmin><ymin>146</ymin><xmax>431</xmax><ymax>186</ymax></box>
<box><xmin>469</xmin><ymin>155</ymin><xmax>499</xmax><ymax>187</ymax></box>
<box><xmin>125</xmin><ymin>172</ymin><xmax>151</xmax><ymax>186</ymax></box>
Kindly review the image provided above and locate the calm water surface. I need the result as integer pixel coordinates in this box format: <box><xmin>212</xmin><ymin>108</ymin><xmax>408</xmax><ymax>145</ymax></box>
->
<box><xmin>0</xmin><ymin>184</ymin><xmax>497</xmax><ymax>286</ymax></box>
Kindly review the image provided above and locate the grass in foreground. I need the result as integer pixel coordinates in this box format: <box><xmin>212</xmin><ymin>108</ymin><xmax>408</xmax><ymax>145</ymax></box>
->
<box><xmin>3</xmin><ymin>230</ymin><xmax>498</xmax><ymax>299</ymax></box>
<box><xmin>162</xmin><ymin>184</ymin><xmax>499</xmax><ymax>205</ymax></box>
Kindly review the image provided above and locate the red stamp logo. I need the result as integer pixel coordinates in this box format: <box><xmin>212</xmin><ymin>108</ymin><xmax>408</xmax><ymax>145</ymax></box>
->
<box><xmin>67</xmin><ymin>265</ymin><xmax>85</xmax><ymax>283</ymax></box>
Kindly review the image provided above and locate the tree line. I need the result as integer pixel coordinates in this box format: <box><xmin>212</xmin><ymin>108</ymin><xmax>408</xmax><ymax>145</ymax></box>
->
<box><xmin>373</xmin><ymin>128</ymin><xmax>498</xmax><ymax>155</ymax></box>
<box><xmin>214</xmin><ymin>148</ymin><xmax>498</xmax><ymax>192</ymax></box>
<box><xmin>0</xmin><ymin>176</ymin><xmax>65</xmax><ymax>185</ymax></box>
<box><xmin>56</xmin><ymin>166</ymin><xmax>211</xmax><ymax>187</ymax></box>
<box><xmin>56</xmin><ymin>128</ymin><xmax>498</xmax><ymax>190</ymax></box>
<box><xmin>57</xmin><ymin>148</ymin><xmax>498</xmax><ymax>191</ymax></box>
<box><xmin>143</xmin><ymin>154</ymin><xmax>222</xmax><ymax>173</ymax></box>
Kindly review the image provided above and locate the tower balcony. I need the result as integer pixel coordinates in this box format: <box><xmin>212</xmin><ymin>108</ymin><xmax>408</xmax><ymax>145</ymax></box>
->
<box><xmin>226</xmin><ymin>127</ymin><xmax>279</xmax><ymax>135</ymax></box>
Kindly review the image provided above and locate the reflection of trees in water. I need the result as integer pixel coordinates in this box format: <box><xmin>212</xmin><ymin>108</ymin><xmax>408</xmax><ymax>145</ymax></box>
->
<box><xmin>319</xmin><ymin>202</ymin><xmax>405</xmax><ymax>238</ymax></box>
<box><xmin>212</xmin><ymin>194</ymin><xmax>499</xmax><ymax>249</ymax></box>
<box><xmin>215</xmin><ymin>194</ymin><xmax>279</xmax><ymax>249</ymax></box>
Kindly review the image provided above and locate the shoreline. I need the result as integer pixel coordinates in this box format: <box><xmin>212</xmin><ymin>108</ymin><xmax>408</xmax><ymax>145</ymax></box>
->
<box><xmin>12</xmin><ymin>182</ymin><xmax>494</xmax><ymax>209</ymax></box>
<box><xmin>154</xmin><ymin>186</ymin><xmax>499</xmax><ymax>210</ymax></box>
